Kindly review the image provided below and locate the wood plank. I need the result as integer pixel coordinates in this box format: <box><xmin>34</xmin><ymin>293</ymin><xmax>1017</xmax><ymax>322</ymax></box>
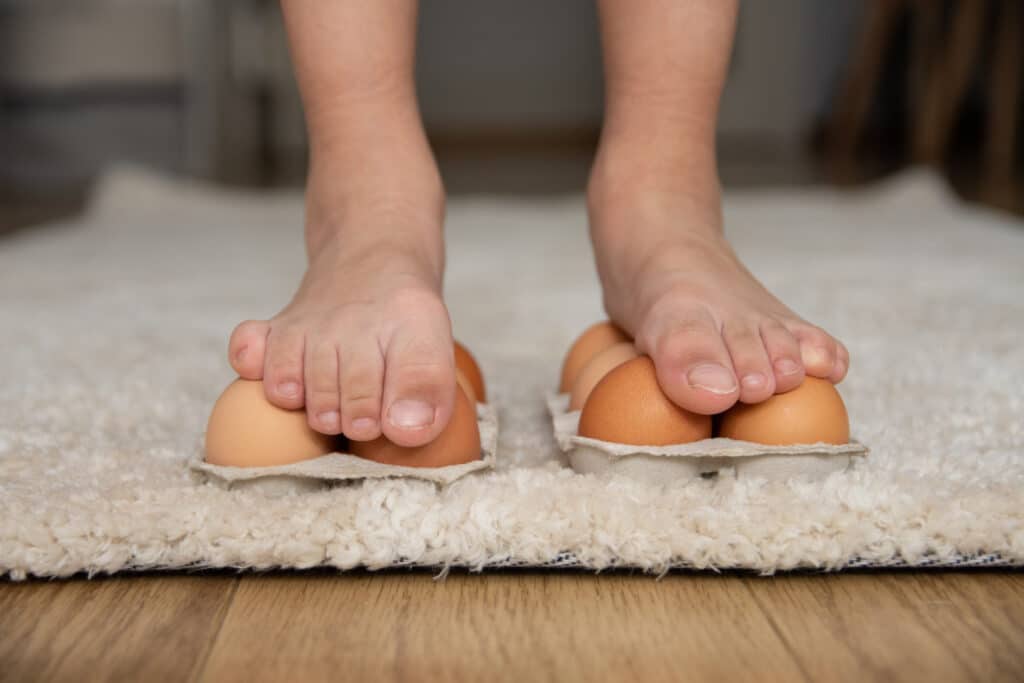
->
<box><xmin>3</xmin><ymin>572</ymin><xmax>1020</xmax><ymax>682</ymax></box>
<box><xmin>0</xmin><ymin>574</ymin><xmax>238</xmax><ymax>683</ymax></box>
<box><xmin>200</xmin><ymin>572</ymin><xmax>806</xmax><ymax>683</ymax></box>
<box><xmin>744</xmin><ymin>573</ymin><xmax>1024</xmax><ymax>683</ymax></box>
<box><xmin>907</xmin><ymin>573</ymin><xmax>1024</xmax><ymax>680</ymax></box>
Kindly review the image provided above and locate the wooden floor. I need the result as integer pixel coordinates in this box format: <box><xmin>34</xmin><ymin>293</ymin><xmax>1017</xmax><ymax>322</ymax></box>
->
<box><xmin>1</xmin><ymin>571</ymin><xmax>1021</xmax><ymax>682</ymax></box>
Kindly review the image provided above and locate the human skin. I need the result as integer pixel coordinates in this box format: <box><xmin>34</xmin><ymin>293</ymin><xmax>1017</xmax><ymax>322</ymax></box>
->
<box><xmin>228</xmin><ymin>0</ymin><xmax>849</xmax><ymax>445</ymax></box>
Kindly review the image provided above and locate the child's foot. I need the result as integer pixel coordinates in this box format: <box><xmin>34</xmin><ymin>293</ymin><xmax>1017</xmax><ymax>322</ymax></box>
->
<box><xmin>227</xmin><ymin>169</ymin><xmax>455</xmax><ymax>447</ymax></box>
<box><xmin>588</xmin><ymin>167</ymin><xmax>849</xmax><ymax>416</ymax></box>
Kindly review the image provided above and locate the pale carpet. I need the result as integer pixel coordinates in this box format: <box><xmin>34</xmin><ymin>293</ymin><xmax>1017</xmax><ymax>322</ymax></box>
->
<box><xmin>1</xmin><ymin>167</ymin><xmax>1022</xmax><ymax>578</ymax></box>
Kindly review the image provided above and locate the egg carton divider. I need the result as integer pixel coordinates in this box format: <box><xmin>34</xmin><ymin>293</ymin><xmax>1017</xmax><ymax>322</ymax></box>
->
<box><xmin>547</xmin><ymin>392</ymin><xmax>868</xmax><ymax>484</ymax></box>
<box><xmin>190</xmin><ymin>402</ymin><xmax>499</xmax><ymax>494</ymax></box>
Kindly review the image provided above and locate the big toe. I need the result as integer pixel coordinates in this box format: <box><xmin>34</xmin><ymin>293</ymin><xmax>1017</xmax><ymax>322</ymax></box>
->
<box><xmin>228</xmin><ymin>320</ymin><xmax>270</xmax><ymax>379</ymax></box>
<box><xmin>643</xmin><ymin>313</ymin><xmax>741</xmax><ymax>415</ymax></box>
<box><xmin>381</xmin><ymin>297</ymin><xmax>457</xmax><ymax>447</ymax></box>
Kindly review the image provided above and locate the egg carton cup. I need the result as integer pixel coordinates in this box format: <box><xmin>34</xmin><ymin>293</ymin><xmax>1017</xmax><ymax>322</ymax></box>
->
<box><xmin>547</xmin><ymin>393</ymin><xmax>868</xmax><ymax>484</ymax></box>
<box><xmin>190</xmin><ymin>402</ymin><xmax>499</xmax><ymax>495</ymax></box>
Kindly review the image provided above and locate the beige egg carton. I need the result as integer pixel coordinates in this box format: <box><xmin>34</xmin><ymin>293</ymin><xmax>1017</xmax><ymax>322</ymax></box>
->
<box><xmin>547</xmin><ymin>393</ymin><xmax>867</xmax><ymax>484</ymax></box>
<box><xmin>191</xmin><ymin>402</ymin><xmax>499</xmax><ymax>494</ymax></box>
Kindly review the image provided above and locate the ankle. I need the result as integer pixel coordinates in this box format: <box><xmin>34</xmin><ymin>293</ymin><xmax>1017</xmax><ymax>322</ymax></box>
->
<box><xmin>587</xmin><ymin>133</ymin><xmax>722</xmax><ymax>232</ymax></box>
<box><xmin>587</xmin><ymin>154</ymin><xmax>724</xmax><ymax>267</ymax></box>
<box><xmin>304</xmin><ymin>221</ymin><xmax>446</xmax><ymax>291</ymax></box>
<box><xmin>304</xmin><ymin>160</ymin><xmax>445</xmax><ymax>275</ymax></box>
<box><xmin>308</xmin><ymin>130</ymin><xmax>443</xmax><ymax>213</ymax></box>
<box><xmin>587</xmin><ymin>133</ymin><xmax>732</xmax><ymax>298</ymax></box>
<box><xmin>303</xmin><ymin>108</ymin><xmax>445</xmax><ymax>264</ymax></box>
<box><xmin>306</xmin><ymin>89</ymin><xmax>444</xmax><ymax>216</ymax></box>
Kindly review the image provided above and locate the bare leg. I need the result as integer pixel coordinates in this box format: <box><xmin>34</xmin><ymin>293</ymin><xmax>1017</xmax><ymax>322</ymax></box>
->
<box><xmin>589</xmin><ymin>0</ymin><xmax>848</xmax><ymax>414</ymax></box>
<box><xmin>228</xmin><ymin>0</ymin><xmax>456</xmax><ymax>447</ymax></box>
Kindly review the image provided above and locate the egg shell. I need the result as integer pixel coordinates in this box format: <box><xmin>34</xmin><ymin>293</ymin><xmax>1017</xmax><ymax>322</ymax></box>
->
<box><xmin>204</xmin><ymin>379</ymin><xmax>336</xmax><ymax>467</ymax></box>
<box><xmin>456</xmin><ymin>368</ymin><xmax>478</xmax><ymax>404</ymax></box>
<box><xmin>559</xmin><ymin>321</ymin><xmax>631</xmax><ymax>392</ymax></box>
<box><xmin>350</xmin><ymin>384</ymin><xmax>481</xmax><ymax>467</ymax></box>
<box><xmin>578</xmin><ymin>356</ymin><xmax>712</xmax><ymax>446</ymax></box>
<box><xmin>568</xmin><ymin>341</ymin><xmax>639</xmax><ymax>411</ymax></box>
<box><xmin>454</xmin><ymin>341</ymin><xmax>486</xmax><ymax>403</ymax></box>
<box><xmin>717</xmin><ymin>377</ymin><xmax>850</xmax><ymax>445</ymax></box>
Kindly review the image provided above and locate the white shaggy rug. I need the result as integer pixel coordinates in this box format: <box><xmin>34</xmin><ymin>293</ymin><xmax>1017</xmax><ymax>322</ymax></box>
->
<box><xmin>2</xmin><ymin>167</ymin><xmax>1022</xmax><ymax>579</ymax></box>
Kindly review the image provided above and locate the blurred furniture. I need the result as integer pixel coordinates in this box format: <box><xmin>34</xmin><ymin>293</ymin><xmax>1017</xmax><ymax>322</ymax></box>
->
<box><xmin>180</xmin><ymin>0</ymin><xmax>307</xmax><ymax>185</ymax></box>
<box><xmin>0</xmin><ymin>0</ymin><xmax>299</xmax><ymax>192</ymax></box>
<box><xmin>0</xmin><ymin>1</ymin><xmax>184</xmax><ymax>192</ymax></box>
<box><xmin>824</xmin><ymin>0</ymin><xmax>1022</xmax><ymax>211</ymax></box>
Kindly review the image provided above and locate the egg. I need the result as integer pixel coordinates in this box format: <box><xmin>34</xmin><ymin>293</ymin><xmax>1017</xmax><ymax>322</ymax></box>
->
<box><xmin>454</xmin><ymin>341</ymin><xmax>486</xmax><ymax>403</ymax></box>
<box><xmin>568</xmin><ymin>341</ymin><xmax>639</xmax><ymax>411</ymax></box>
<box><xmin>205</xmin><ymin>378</ymin><xmax>336</xmax><ymax>467</ymax></box>
<box><xmin>559</xmin><ymin>321</ymin><xmax>631</xmax><ymax>392</ymax></box>
<box><xmin>718</xmin><ymin>377</ymin><xmax>850</xmax><ymax>445</ymax></box>
<box><xmin>578</xmin><ymin>356</ymin><xmax>712</xmax><ymax>446</ymax></box>
<box><xmin>456</xmin><ymin>368</ymin><xmax>478</xmax><ymax>405</ymax></box>
<box><xmin>350</xmin><ymin>383</ymin><xmax>481</xmax><ymax>467</ymax></box>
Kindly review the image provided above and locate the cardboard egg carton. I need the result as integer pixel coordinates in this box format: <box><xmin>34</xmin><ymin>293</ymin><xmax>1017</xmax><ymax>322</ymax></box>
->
<box><xmin>191</xmin><ymin>402</ymin><xmax>499</xmax><ymax>494</ymax></box>
<box><xmin>547</xmin><ymin>393</ymin><xmax>867</xmax><ymax>484</ymax></box>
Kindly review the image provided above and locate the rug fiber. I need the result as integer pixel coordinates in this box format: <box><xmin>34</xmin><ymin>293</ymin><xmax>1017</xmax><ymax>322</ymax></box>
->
<box><xmin>2</xmin><ymin>168</ymin><xmax>1022</xmax><ymax>578</ymax></box>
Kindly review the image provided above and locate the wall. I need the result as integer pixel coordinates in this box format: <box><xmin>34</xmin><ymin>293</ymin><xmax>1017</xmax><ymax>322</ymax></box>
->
<box><xmin>0</xmin><ymin>0</ymin><xmax>862</xmax><ymax>190</ymax></box>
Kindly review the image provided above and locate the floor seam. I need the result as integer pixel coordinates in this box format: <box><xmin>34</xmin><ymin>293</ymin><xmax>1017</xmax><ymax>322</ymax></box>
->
<box><xmin>742</xmin><ymin>579</ymin><xmax>815</xmax><ymax>683</ymax></box>
<box><xmin>187</xmin><ymin>575</ymin><xmax>242</xmax><ymax>683</ymax></box>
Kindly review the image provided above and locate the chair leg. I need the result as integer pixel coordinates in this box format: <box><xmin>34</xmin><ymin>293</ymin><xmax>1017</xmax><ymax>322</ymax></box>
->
<box><xmin>983</xmin><ymin>0</ymin><xmax>1023</xmax><ymax>208</ymax></box>
<box><xmin>912</xmin><ymin>0</ymin><xmax>988</xmax><ymax>166</ymax></box>
<box><xmin>823</xmin><ymin>0</ymin><xmax>908</xmax><ymax>182</ymax></box>
<box><xmin>906</xmin><ymin>0</ymin><xmax>945</xmax><ymax>163</ymax></box>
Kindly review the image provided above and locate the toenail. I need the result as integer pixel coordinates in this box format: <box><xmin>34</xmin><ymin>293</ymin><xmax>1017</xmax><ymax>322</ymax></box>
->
<box><xmin>686</xmin><ymin>364</ymin><xmax>737</xmax><ymax>395</ymax></box>
<box><xmin>388</xmin><ymin>400</ymin><xmax>435</xmax><ymax>429</ymax></box>
<box><xmin>234</xmin><ymin>346</ymin><xmax>248</xmax><ymax>364</ymax></box>
<box><xmin>351</xmin><ymin>417</ymin><xmax>377</xmax><ymax>432</ymax></box>
<box><xmin>277</xmin><ymin>382</ymin><xmax>300</xmax><ymax>398</ymax></box>
<box><xmin>741</xmin><ymin>373</ymin><xmax>768</xmax><ymax>390</ymax></box>
<box><xmin>774</xmin><ymin>358</ymin><xmax>802</xmax><ymax>376</ymax></box>
<box><xmin>834</xmin><ymin>359</ymin><xmax>848</xmax><ymax>378</ymax></box>
<box><xmin>801</xmin><ymin>346</ymin><xmax>831</xmax><ymax>368</ymax></box>
<box><xmin>318</xmin><ymin>411</ymin><xmax>340</xmax><ymax>428</ymax></box>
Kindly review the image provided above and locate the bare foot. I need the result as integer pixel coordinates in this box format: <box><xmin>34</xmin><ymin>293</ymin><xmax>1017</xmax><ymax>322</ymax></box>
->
<box><xmin>242</xmin><ymin>0</ymin><xmax>464</xmax><ymax>446</ymax></box>
<box><xmin>586</xmin><ymin>0</ymin><xmax>847</xmax><ymax>415</ymax></box>
<box><xmin>588</xmin><ymin>171</ymin><xmax>849</xmax><ymax>416</ymax></box>
<box><xmin>227</xmin><ymin>165</ymin><xmax>456</xmax><ymax>447</ymax></box>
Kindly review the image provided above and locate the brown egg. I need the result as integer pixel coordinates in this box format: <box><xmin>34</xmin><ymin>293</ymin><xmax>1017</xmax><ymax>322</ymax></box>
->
<box><xmin>559</xmin><ymin>321</ymin><xmax>631</xmax><ymax>393</ymax></box>
<box><xmin>454</xmin><ymin>341</ymin><xmax>486</xmax><ymax>403</ymax></box>
<box><xmin>456</xmin><ymin>368</ymin><xmax>478</xmax><ymax>405</ymax></box>
<box><xmin>569</xmin><ymin>342</ymin><xmax>639</xmax><ymax>411</ymax></box>
<box><xmin>718</xmin><ymin>377</ymin><xmax>850</xmax><ymax>445</ymax></box>
<box><xmin>578</xmin><ymin>356</ymin><xmax>712</xmax><ymax>446</ymax></box>
<box><xmin>205</xmin><ymin>379</ymin><xmax>336</xmax><ymax>467</ymax></box>
<box><xmin>350</xmin><ymin>384</ymin><xmax>481</xmax><ymax>467</ymax></box>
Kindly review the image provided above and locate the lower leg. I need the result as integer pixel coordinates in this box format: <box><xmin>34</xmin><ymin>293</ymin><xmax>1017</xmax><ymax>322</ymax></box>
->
<box><xmin>590</xmin><ymin>0</ymin><xmax>848</xmax><ymax>414</ymax></box>
<box><xmin>229</xmin><ymin>0</ymin><xmax>457</xmax><ymax>447</ymax></box>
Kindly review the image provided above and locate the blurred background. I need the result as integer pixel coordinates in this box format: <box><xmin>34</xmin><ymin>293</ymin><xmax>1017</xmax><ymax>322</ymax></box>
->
<box><xmin>1</xmin><ymin>0</ymin><xmax>1021</xmax><ymax>233</ymax></box>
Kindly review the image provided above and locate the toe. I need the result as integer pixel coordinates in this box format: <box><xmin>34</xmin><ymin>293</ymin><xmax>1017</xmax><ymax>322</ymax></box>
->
<box><xmin>760</xmin><ymin>320</ymin><xmax>805</xmax><ymax>393</ymax></box>
<box><xmin>831</xmin><ymin>340</ymin><xmax>850</xmax><ymax>384</ymax></box>
<box><xmin>304</xmin><ymin>340</ymin><xmax>342</xmax><ymax>435</ymax></box>
<box><xmin>642</xmin><ymin>312</ymin><xmax>740</xmax><ymax>415</ymax></box>
<box><xmin>263</xmin><ymin>326</ymin><xmax>306</xmax><ymax>409</ymax></box>
<box><xmin>228</xmin><ymin>320</ymin><xmax>270</xmax><ymax>379</ymax></box>
<box><xmin>724</xmin><ymin>323</ymin><xmax>775</xmax><ymax>404</ymax></box>
<box><xmin>381</xmin><ymin>302</ymin><xmax>455</xmax><ymax>447</ymax></box>
<box><xmin>339</xmin><ymin>341</ymin><xmax>386</xmax><ymax>442</ymax></box>
<box><xmin>788</xmin><ymin>323</ymin><xmax>838</xmax><ymax>380</ymax></box>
